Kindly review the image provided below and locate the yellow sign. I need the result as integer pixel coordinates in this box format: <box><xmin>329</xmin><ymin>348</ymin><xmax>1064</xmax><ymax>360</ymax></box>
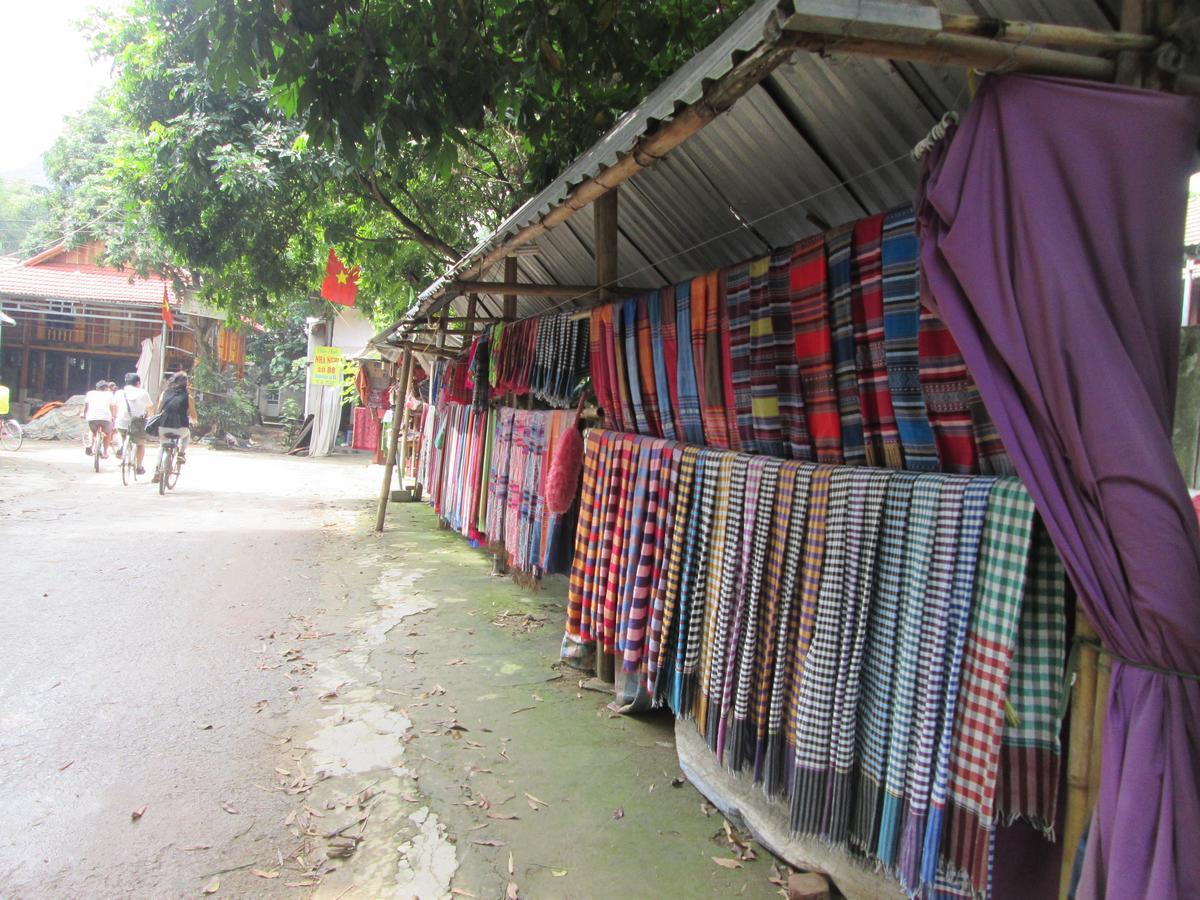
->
<box><xmin>312</xmin><ymin>346</ymin><xmax>344</xmax><ymax>386</ymax></box>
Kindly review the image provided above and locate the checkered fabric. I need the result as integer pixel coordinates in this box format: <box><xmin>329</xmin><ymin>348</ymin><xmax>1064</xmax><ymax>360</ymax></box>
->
<box><xmin>649</xmin><ymin>291</ymin><xmax>679</xmax><ymax>441</ymax></box>
<box><xmin>622</xmin><ymin>299</ymin><xmax>650</xmax><ymax>435</ymax></box>
<box><xmin>876</xmin><ymin>474</ymin><xmax>941</xmax><ymax>866</ymax></box>
<box><xmin>635</xmin><ymin>296</ymin><xmax>664</xmax><ymax>438</ymax></box>
<box><xmin>589</xmin><ymin>307</ymin><xmax>617</xmax><ymax>430</ymax></box>
<box><xmin>789</xmin><ymin>236</ymin><xmax>842</xmax><ymax>463</ymax></box>
<box><xmin>693</xmin><ymin>271</ymin><xmax>734</xmax><ymax>448</ymax></box>
<box><xmin>648</xmin><ymin>445</ymin><xmax>697</xmax><ymax>702</ymax></box>
<box><xmin>851</xmin><ymin>214</ymin><xmax>904</xmax><ymax>468</ymax></box>
<box><xmin>717</xmin><ymin>269</ymin><xmax>741</xmax><ymax>450</ymax></box>
<box><xmin>790</xmin><ymin>467</ymin><xmax>854</xmax><ymax>835</ymax></box>
<box><xmin>918</xmin><ymin>305</ymin><xmax>979</xmax><ymax>474</ymax></box>
<box><xmin>767</xmin><ymin>247</ymin><xmax>811</xmax><ymax>460</ymax></box>
<box><xmin>881</xmin><ymin>206</ymin><xmax>938</xmax><ymax>470</ymax></box>
<box><xmin>968</xmin><ymin>381</ymin><xmax>1016</xmax><ymax>476</ymax></box>
<box><xmin>670</xmin><ymin>448</ymin><xmax>714</xmax><ymax>712</ymax></box>
<box><xmin>939</xmin><ymin>480</ymin><xmax>1037</xmax><ymax>896</ymax></box>
<box><xmin>747</xmin><ymin>257</ymin><xmax>787</xmax><ymax>456</ymax></box>
<box><xmin>826</xmin><ymin>225</ymin><xmax>865</xmax><ymax>464</ymax></box>
<box><xmin>725</xmin><ymin>259</ymin><xmax>756</xmax><ymax>450</ymax></box>
<box><xmin>919</xmin><ymin>478</ymin><xmax>995</xmax><ymax>891</ymax></box>
<box><xmin>995</xmin><ymin>517</ymin><xmax>1066</xmax><ymax>835</ymax></box>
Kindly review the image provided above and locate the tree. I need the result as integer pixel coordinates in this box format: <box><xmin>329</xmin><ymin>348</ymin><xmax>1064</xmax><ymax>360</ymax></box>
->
<box><xmin>0</xmin><ymin>179</ymin><xmax>51</xmax><ymax>258</ymax></box>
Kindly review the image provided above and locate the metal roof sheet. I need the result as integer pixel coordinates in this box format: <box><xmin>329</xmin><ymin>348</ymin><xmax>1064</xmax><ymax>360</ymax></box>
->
<box><xmin>390</xmin><ymin>0</ymin><xmax>1126</xmax><ymax>346</ymax></box>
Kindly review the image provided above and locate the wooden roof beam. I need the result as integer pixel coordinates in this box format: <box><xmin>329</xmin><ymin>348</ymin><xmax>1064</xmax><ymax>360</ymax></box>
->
<box><xmin>442</xmin><ymin>280</ymin><xmax>647</xmax><ymax>301</ymax></box>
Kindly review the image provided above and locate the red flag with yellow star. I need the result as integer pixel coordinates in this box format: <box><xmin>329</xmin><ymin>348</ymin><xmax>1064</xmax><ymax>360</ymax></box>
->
<box><xmin>321</xmin><ymin>249</ymin><xmax>359</xmax><ymax>307</ymax></box>
<box><xmin>161</xmin><ymin>283</ymin><xmax>175</xmax><ymax>328</ymax></box>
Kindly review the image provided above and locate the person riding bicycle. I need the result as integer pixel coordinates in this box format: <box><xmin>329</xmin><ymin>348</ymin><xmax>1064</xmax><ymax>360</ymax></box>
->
<box><xmin>154</xmin><ymin>373</ymin><xmax>195</xmax><ymax>481</ymax></box>
<box><xmin>116</xmin><ymin>372</ymin><xmax>153</xmax><ymax>475</ymax></box>
<box><xmin>81</xmin><ymin>379</ymin><xmax>116</xmax><ymax>457</ymax></box>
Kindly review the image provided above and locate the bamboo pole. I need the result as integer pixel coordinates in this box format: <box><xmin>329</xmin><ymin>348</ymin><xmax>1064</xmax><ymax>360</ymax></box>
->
<box><xmin>935</xmin><ymin>15</ymin><xmax>1156</xmax><ymax>52</ymax></box>
<box><xmin>503</xmin><ymin>258</ymin><xmax>518</xmax><ymax>321</ymax></box>
<box><xmin>1088</xmin><ymin>650</ymin><xmax>1112</xmax><ymax>814</ymax></box>
<box><xmin>594</xmin><ymin>185</ymin><xmax>619</xmax><ymax>684</ymax></box>
<box><xmin>444</xmin><ymin>280</ymin><xmax>644</xmax><ymax>300</ymax></box>
<box><xmin>1060</xmin><ymin>615</ymin><xmax>1099</xmax><ymax>900</ymax></box>
<box><xmin>374</xmin><ymin>347</ymin><xmax>413</xmax><ymax>533</ymax></box>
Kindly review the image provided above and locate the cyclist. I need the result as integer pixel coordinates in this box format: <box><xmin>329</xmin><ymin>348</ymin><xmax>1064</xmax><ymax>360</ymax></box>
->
<box><xmin>153</xmin><ymin>373</ymin><xmax>195</xmax><ymax>482</ymax></box>
<box><xmin>81</xmin><ymin>379</ymin><xmax>116</xmax><ymax>458</ymax></box>
<box><xmin>115</xmin><ymin>372</ymin><xmax>153</xmax><ymax>475</ymax></box>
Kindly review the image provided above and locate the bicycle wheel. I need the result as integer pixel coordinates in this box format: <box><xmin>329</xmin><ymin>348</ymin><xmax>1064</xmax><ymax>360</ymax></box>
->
<box><xmin>166</xmin><ymin>449</ymin><xmax>181</xmax><ymax>491</ymax></box>
<box><xmin>120</xmin><ymin>436</ymin><xmax>131</xmax><ymax>485</ymax></box>
<box><xmin>0</xmin><ymin>419</ymin><xmax>21</xmax><ymax>451</ymax></box>
<box><xmin>157</xmin><ymin>445</ymin><xmax>171</xmax><ymax>495</ymax></box>
<box><xmin>93</xmin><ymin>431</ymin><xmax>101</xmax><ymax>473</ymax></box>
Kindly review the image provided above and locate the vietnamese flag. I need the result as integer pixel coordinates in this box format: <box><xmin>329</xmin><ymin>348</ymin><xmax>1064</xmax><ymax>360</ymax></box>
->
<box><xmin>161</xmin><ymin>283</ymin><xmax>175</xmax><ymax>328</ymax></box>
<box><xmin>321</xmin><ymin>249</ymin><xmax>359</xmax><ymax>307</ymax></box>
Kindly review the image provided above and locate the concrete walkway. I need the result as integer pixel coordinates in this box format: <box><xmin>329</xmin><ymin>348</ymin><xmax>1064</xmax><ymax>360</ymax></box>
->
<box><xmin>0</xmin><ymin>442</ymin><xmax>782</xmax><ymax>898</ymax></box>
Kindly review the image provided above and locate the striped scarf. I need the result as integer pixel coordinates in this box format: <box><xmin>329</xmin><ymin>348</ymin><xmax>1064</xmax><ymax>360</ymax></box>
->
<box><xmin>768</xmin><ymin>247</ymin><xmax>811</xmax><ymax>461</ymax></box>
<box><xmin>826</xmin><ymin>225</ymin><xmax>865</xmax><ymax>464</ymax></box>
<box><xmin>725</xmin><ymin>259</ymin><xmax>758</xmax><ymax>451</ymax></box>
<box><xmin>649</xmin><ymin>291</ymin><xmax>679</xmax><ymax>441</ymax></box>
<box><xmin>623</xmin><ymin>299</ymin><xmax>650</xmax><ymax>435</ymax></box>
<box><xmin>851</xmin><ymin>214</ymin><xmax>904</xmax><ymax>468</ymax></box>
<box><xmin>648</xmin><ymin>445</ymin><xmax>697</xmax><ymax>702</ymax></box>
<box><xmin>635</xmin><ymin>296</ymin><xmax>663</xmax><ymax>437</ymax></box>
<box><xmin>917</xmin><ymin>305</ymin><xmax>979</xmax><ymax>474</ymax></box>
<box><xmin>692</xmin><ymin>272</ymin><xmax>734</xmax><ymax>449</ymax></box>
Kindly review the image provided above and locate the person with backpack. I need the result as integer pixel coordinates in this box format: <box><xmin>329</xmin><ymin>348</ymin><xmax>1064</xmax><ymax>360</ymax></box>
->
<box><xmin>115</xmin><ymin>372</ymin><xmax>153</xmax><ymax>475</ymax></box>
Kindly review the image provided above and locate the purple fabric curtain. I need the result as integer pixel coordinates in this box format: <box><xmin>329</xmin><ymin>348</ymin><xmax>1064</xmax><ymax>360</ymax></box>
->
<box><xmin>916</xmin><ymin>75</ymin><xmax>1200</xmax><ymax>900</ymax></box>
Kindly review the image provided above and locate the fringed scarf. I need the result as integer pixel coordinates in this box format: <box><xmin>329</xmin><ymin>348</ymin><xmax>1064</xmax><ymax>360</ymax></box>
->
<box><xmin>917</xmin><ymin>305</ymin><xmax>979</xmax><ymax>475</ymax></box>
<box><xmin>674</xmin><ymin>281</ymin><xmax>705</xmax><ymax>445</ymax></box>
<box><xmin>725</xmin><ymin>259</ymin><xmax>758</xmax><ymax>451</ymax></box>
<box><xmin>789</xmin><ymin>236</ymin><xmax>842</xmax><ymax>463</ymax></box>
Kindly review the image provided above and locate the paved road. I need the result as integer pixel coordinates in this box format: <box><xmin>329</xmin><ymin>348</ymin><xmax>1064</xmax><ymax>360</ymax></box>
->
<box><xmin>0</xmin><ymin>443</ymin><xmax>376</xmax><ymax>898</ymax></box>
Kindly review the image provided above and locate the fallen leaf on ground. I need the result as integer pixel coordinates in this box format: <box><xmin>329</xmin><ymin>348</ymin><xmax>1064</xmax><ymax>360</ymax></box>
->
<box><xmin>471</xmin><ymin>839</ymin><xmax>505</xmax><ymax>847</ymax></box>
<box><xmin>612</xmin><ymin>807</ymin><xmax>624</xmax><ymax>820</ymax></box>
<box><xmin>130</xmin><ymin>806</ymin><xmax>147</xmax><ymax>821</ymax></box>
<box><xmin>768</xmin><ymin>863</ymin><xmax>788</xmax><ymax>886</ymax></box>
<box><xmin>523</xmin><ymin>793</ymin><xmax>548</xmax><ymax>808</ymax></box>
<box><xmin>487</xmin><ymin>813</ymin><xmax>519</xmax><ymax>821</ymax></box>
<box><xmin>58</xmin><ymin>761</ymin><xmax>74</xmax><ymax>772</ymax></box>
<box><xmin>284</xmin><ymin>880</ymin><xmax>320</xmax><ymax>887</ymax></box>
<box><xmin>203</xmin><ymin>877</ymin><xmax>220</xmax><ymax>894</ymax></box>
<box><xmin>508</xmin><ymin>851</ymin><xmax>514</xmax><ymax>875</ymax></box>
<box><xmin>506</xmin><ymin>883</ymin><xmax>519</xmax><ymax>900</ymax></box>
<box><xmin>468</xmin><ymin>823</ymin><xmax>489</xmax><ymax>832</ymax></box>
<box><xmin>220</xmin><ymin>801</ymin><xmax>239</xmax><ymax>815</ymax></box>
<box><xmin>275</xmin><ymin>768</ymin><xmax>291</xmax><ymax>777</ymax></box>
<box><xmin>181</xmin><ymin>844</ymin><xmax>211</xmax><ymax>852</ymax></box>
<box><xmin>712</xmin><ymin>857</ymin><xmax>743</xmax><ymax>869</ymax></box>
<box><xmin>739</xmin><ymin>847</ymin><xmax>758</xmax><ymax>861</ymax></box>
<box><xmin>510</xmin><ymin>706</ymin><xmax>537</xmax><ymax>715</ymax></box>
<box><xmin>251</xmin><ymin>869</ymin><xmax>279</xmax><ymax>879</ymax></box>
<box><xmin>700</xmin><ymin>801</ymin><xmax>716</xmax><ymax>817</ymax></box>
<box><xmin>450</xmin><ymin>891</ymin><xmax>477</xmax><ymax>898</ymax></box>
<box><xmin>671</xmin><ymin>777</ymin><xmax>685</xmax><ymax>788</ymax></box>
<box><xmin>447</xmin><ymin>658</ymin><xmax>465</xmax><ymax>666</ymax></box>
<box><xmin>552</xmin><ymin>870</ymin><xmax>567</xmax><ymax>877</ymax></box>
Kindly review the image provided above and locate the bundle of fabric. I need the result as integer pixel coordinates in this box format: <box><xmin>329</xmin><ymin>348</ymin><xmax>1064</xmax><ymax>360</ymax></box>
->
<box><xmin>583</xmin><ymin>205</ymin><xmax>1010</xmax><ymax>476</ymax></box>
<box><xmin>422</xmin><ymin>401</ymin><xmax>489</xmax><ymax>540</ymax></box>
<box><xmin>529</xmin><ymin>313</ymin><xmax>589</xmax><ymax>408</ymax></box>
<box><xmin>489</xmin><ymin>318</ymin><xmax>540</xmax><ymax>396</ymax></box>
<box><xmin>563</xmin><ymin>429</ymin><xmax>1065</xmax><ymax>898</ymax></box>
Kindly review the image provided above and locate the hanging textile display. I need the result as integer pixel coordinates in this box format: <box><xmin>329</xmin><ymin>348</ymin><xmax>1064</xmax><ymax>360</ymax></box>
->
<box><xmin>529</xmin><ymin>312</ymin><xmax>588</xmax><ymax>408</ymax></box>
<box><xmin>562</xmin><ymin>428</ymin><xmax>1066</xmax><ymax>899</ymax></box>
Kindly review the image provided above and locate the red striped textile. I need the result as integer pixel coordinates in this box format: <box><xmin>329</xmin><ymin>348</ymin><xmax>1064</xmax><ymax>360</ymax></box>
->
<box><xmin>717</xmin><ymin>269</ymin><xmax>741</xmax><ymax>449</ymax></box>
<box><xmin>851</xmin><ymin>214</ymin><xmax>904</xmax><ymax>468</ymax></box>
<box><xmin>636</xmin><ymin>295</ymin><xmax>664</xmax><ymax>437</ymax></box>
<box><xmin>589</xmin><ymin>306</ymin><xmax>618</xmax><ymax>430</ymax></box>
<box><xmin>768</xmin><ymin>248</ymin><xmax>811</xmax><ymax>460</ymax></box>
<box><xmin>790</xmin><ymin>235</ymin><xmax>843</xmax><ymax>463</ymax></box>
<box><xmin>692</xmin><ymin>271</ymin><xmax>735</xmax><ymax>449</ymax></box>
<box><xmin>918</xmin><ymin>306</ymin><xmax>979</xmax><ymax>474</ymax></box>
<box><xmin>660</xmin><ymin>287</ymin><xmax>685</xmax><ymax>440</ymax></box>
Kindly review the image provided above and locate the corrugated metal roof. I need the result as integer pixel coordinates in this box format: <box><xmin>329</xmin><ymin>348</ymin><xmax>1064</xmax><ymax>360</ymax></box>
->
<box><xmin>0</xmin><ymin>261</ymin><xmax>179</xmax><ymax>307</ymax></box>
<box><xmin>383</xmin><ymin>0</ymin><xmax>1125</xmax><ymax>346</ymax></box>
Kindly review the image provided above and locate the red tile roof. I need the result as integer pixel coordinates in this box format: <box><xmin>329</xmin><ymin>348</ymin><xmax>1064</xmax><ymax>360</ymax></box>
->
<box><xmin>0</xmin><ymin>243</ymin><xmax>178</xmax><ymax>307</ymax></box>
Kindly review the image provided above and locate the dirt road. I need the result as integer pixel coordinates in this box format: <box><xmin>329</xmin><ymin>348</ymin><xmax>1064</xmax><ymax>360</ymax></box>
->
<box><xmin>0</xmin><ymin>443</ymin><xmax>778</xmax><ymax>899</ymax></box>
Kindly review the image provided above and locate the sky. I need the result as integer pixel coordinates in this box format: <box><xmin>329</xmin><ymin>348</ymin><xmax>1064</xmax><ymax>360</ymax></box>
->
<box><xmin>0</xmin><ymin>0</ymin><xmax>123</xmax><ymax>179</ymax></box>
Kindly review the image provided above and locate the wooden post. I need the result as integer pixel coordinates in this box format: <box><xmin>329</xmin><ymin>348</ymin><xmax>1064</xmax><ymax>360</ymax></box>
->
<box><xmin>1060</xmin><ymin>615</ymin><xmax>1099</xmax><ymax>899</ymax></box>
<box><xmin>374</xmin><ymin>347</ymin><xmax>413</xmax><ymax>533</ymax></box>
<box><xmin>503</xmin><ymin>257</ymin><xmax>518</xmax><ymax>321</ymax></box>
<box><xmin>464</xmin><ymin>293</ymin><xmax>478</xmax><ymax>335</ymax></box>
<box><xmin>594</xmin><ymin>186</ymin><xmax>618</xmax><ymax>682</ymax></box>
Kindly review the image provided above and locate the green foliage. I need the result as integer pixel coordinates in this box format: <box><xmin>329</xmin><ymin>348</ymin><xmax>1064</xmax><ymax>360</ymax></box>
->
<box><xmin>245</xmin><ymin>297</ymin><xmax>321</xmax><ymax>389</ymax></box>
<box><xmin>0</xmin><ymin>179</ymin><xmax>51</xmax><ymax>257</ymax></box>
<box><xmin>191</xmin><ymin>356</ymin><xmax>257</xmax><ymax>440</ymax></box>
<box><xmin>279</xmin><ymin>396</ymin><xmax>303</xmax><ymax>446</ymax></box>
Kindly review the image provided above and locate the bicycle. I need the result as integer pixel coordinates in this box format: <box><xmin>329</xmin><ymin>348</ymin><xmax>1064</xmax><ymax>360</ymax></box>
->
<box><xmin>88</xmin><ymin>423</ymin><xmax>111</xmax><ymax>473</ymax></box>
<box><xmin>0</xmin><ymin>416</ymin><xmax>21</xmax><ymax>451</ymax></box>
<box><xmin>154</xmin><ymin>433</ymin><xmax>183</xmax><ymax>495</ymax></box>
<box><xmin>119</xmin><ymin>429</ymin><xmax>139</xmax><ymax>485</ymax></box>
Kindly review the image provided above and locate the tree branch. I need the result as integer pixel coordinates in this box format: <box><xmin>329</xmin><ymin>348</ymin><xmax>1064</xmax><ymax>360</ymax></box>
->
<box><xmin>462</xmin><ymin>133</ymin><xmax>514</xmax><ymax>190</ymax></box>
<box><xmin>357</xmin><ymin>173</ymin><xmax>460</xmax><ymax>262</ymax></box>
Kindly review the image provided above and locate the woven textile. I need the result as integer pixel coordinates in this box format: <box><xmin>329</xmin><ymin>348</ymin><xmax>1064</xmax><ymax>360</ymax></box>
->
<box><xmin>623</xmin><ymin>300</ymin><xmax>650</xmax><ymax>435</ymax></box>
<box><xmin>939</xmin><ymin>480</ymin><xmax>1037</xmax><ymax>895</ymax></box>
<box><xmin>693</xmin><ymin>272</ymin><xmax>734</xmax><ymax>448</ymax></box>
<box><xmin>968</xmin><ymin>382</ymin><xmax>1015</xmax><ymax>476</ymax></box>
<box><xmin>851</xmin><ymin>214</ymin><xmax>904</xmax><ymax>468</ymax></box>
<box><xmin>767</xmin><ymin>247</ymin><xmax>811</xmax><ymax>460</ymax></box>
<box><xmin>590</xmin><ymin>305</ymin><xmax>621</xmax><ymax>431</ymax></box>
<box><xmin>918</xmin><ymin>306</ymin><xmax>979</xmax><ymax>474</ymax></box>
<box><xmin>827</xmin><ymin>225</ymin><xmax>865</xmax><ymax>464</ymax></box>
<box><xmin>725</xmin><ymin>259</ymin><xmax>757</xmax><ymax>451</ymax></box>
<box><xmin>649</xmin><ymin>291</ymin><xmax>679</xmax><ymax>441</ymax></box>
<box><xmin>881</xmin><ymin>206</ymin><xmax>938</xmax><ymax>470</ymax></box>
<box><xmin>674</xmin><ymin>281</ymin><xmax>705</xmax><ymax>444</ymax></box>
<box><xmin>610</xmin><ymin>302</ymin><xmax>634</xmax><ymax>433</ymax></box>
<box><xmin>995</xmin><ymin>517</ymin><xmax>1066</xmax><ymax>834</ymax></box>
<box><xmin>790</xmin><ymin>236</ymin><xmax>842</xmax><ymax>463</ymax></box>
<box><xmin>648</xmin><ymin>445</ymin><xmax>697</xmax><ymax>701</ymax></box>
<box><xmin>635</xmin><ymin>296</ymin><xmax>664</xmax><ymax>438</ymax></box>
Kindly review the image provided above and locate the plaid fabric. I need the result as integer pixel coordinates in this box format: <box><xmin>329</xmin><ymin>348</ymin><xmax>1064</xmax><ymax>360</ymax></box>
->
<box><xmin>616</xmin><ymin>439</ymin><xmax>659</xmax><ymax>675</ymax></box>
<box><xmin>918</xmin><ymin>305</ymin><xmax>979</xmax><ymax>474</ymax></box>
<box><xmin>566</xmin><ymin>429</ymin><xmax>605</xmax><ymax>642</ymax></box>
<box><xmin>659</xmin><ymin>288</ymin><xmax>684</xmax><ymax>440</ymax></box>
<box><xmin>790</xmin><ymin>235</ymin><xmax>842</xmax><ymax>463</ymax></box>
<box><xmin>791</xmin><ymin>467</ymin><xmax>854</xmax><ymax>835</ymax></box>
<box><xmin>876</xmin><ymin>474</ymin><xmax>941</xmax><ymax>866</ymax></box>
<box><xmin>677</xmin><ymin>449</ymin><xmax>724</xmax><ymax>712</ymax></box>
<box><xmin>968</xmin><ymin>382</ymin><xmax>1016</xmax><ymax>476</ymax></box>
<box><xmin>768</xmin><ymin>247</ymin><xmax>811</xmax><ymax>460</ymax></box>
<box><xmin>850</xmin><ymin>471</ymin><xmax>918</xmax><ymax>854</ymax></box>
<box><xmin>692</xmin><ymin>272</ymin><xmax>734</xmax><ymax>448</ymax></box>
<box><xmin>826</xmin><ymin>225</ymin><xmax>865</xmax><ymax>464</ymax></box>
<box><xmin>590</xmin><ymin>307</ymin><xmax>617</xmax><ymax>430</ymax></box>
<box><xmin>919</xmin><ymin>478</ymin><xmax>995</xmax><ymax>891</ymax></box>
<box><xmin>894</xmin><ymin>475</ymin><xmax>969</xmax><ymax>889</ymax></box>
<box><xmin>995</xmin><ymin>518</ymin><xmax>1066</xmax><ymax>835</ymax></box>
<box><xmin>881</xmin><ymin>206</ymin><xmax>938</xmax><ymax>471</ymax></box>
<box><xmin>650</xmin><ymin>291</ymin><xmax>679</xmax><ymax>441</ymax></box>
<box><xmin>757</xmin><ymin>463</ymin><xmax>813</xmax><ymax>788</ymax></box>
<box><xmin>610</xmin><ymin>303</ymin><xmax>634</xmax><ymax>433</ymax></box>
<box><xmin>725</xmin><ymin>259</ymin><xmax>758</xmax><ymax>451</ymax></box>
<box><xmin>648</xmin><ymin>445</ymin><xmax>698</xmax><ymax>702</ymax></box>
<box><xmin>635</xmin><ymin>296</ymin><xmax>664</xmax><ymax>438</ymax></box>
<box><xmin>939</xmin><ymin>480</ymin><xmax>1037</xmax><ymax>896</ymax></box>
<box><xmin>674</xmin><ymin>281</ymin><xmax>705</xmax><ymax>444</ymax></box>
<box><xmin>717</xmin><ymin>269</ymin><xmax>741</xmax><ymax>450</ymax></box>
<box><xmin>850</xmin><ymin>214</ymin><xmax>904</xmax><ymax>468</ymax></box>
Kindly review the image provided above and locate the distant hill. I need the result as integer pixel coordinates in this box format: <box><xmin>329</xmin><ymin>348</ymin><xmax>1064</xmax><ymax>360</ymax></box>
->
<box><xmin>0</xmin><ymin>158</ymin><xmax>48</xmax><ymax>187</ymax></box>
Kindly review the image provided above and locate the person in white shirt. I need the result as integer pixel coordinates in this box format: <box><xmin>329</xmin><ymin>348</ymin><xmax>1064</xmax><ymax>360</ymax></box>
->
<box><xmin>115</xmin><ymin>372</ymin><xmax>154</xmax><ymax>474</ymax></box>
<box><xmin>81</xmin><ymin>380</ymin><xmax>116</xmax><ymax>457</ymax></box>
